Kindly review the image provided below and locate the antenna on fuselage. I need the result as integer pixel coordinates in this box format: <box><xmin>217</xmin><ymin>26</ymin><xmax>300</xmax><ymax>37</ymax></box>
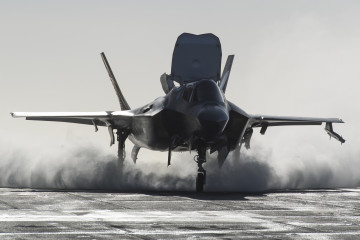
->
<box><xmin>101</xmin><ymin>52</ymin><xmax>131</xmax><ymax>111</ymax></box>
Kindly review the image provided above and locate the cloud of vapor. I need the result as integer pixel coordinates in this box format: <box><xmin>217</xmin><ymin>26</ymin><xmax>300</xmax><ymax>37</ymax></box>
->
<box><xmin>0</xmin><ymin>143</ymin><xmax>194</xmax><ymax>191</ymax></box>
<box><xmin>1</xmin><ymin>137</ymin><xmax>359</xmax><ymax>192</ymax></box>
<box><xmin>205</xmin><ymin>149</ymin><xmax>279</xmax><ymax>192</ymax></box>
<box><xmin>205</xmin><ymin>145</ymin><xmax>360</xmax><ymax>192</ymax></box>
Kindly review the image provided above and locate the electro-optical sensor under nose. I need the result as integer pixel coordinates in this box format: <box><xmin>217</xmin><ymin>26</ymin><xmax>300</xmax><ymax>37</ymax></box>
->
<box><xmin>198</xmin><ymin>105</ymin><xmax>229</xmax><ymax>141</ymax></box>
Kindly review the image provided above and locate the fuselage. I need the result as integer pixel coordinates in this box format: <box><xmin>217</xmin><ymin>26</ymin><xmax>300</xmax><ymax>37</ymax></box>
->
<box><xmin>126</xmin><ymin>79</ymin><xmax>241</xmax><ymax>152</ymax></box>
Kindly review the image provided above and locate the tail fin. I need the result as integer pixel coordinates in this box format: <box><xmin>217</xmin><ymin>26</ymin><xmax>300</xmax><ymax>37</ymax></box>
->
<box><xmin>219</xmin><ymin>55</ymin><xmax>234</xmax><ymax>93</ymax></box>
<box><xmin>101</xmin><ymin>52</ymin><xmax>131</xmax><ymax>110</ymax></box>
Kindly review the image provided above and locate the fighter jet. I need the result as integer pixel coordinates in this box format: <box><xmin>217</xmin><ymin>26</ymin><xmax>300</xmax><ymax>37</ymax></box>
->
<box><xmin>11</xmin><ymin>33</ymin><xmax>345</xmax><ymax>192</ymax></box>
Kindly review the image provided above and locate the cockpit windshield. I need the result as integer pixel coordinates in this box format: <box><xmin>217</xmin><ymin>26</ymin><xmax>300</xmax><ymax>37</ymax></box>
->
<box><xmin>192</xmin><ymin>80</ymin><xmax>224</xmax><ymax>103</ymax></box>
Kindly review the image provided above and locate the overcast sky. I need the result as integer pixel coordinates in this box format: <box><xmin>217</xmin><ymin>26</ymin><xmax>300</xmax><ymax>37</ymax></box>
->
<box><xmin>1</xmin><ymin>1</ymin><xmax>359</xmax><ymax>178</ymax></box>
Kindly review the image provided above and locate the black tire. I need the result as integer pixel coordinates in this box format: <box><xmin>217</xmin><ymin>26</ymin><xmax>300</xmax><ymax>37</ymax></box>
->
<box><xmin>196</xmin><ymin>172</ymin><xmax>205</xmax><ymax>192</ymax></box>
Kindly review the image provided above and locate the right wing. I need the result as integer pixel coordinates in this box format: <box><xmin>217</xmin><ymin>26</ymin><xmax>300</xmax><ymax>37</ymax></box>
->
<box><xmin>227</xmin><ymin>101</ymin><xmax>345</xmax><ymax>151</ymax></box>
<box><xmin>11</xmin><ymin>111</ymin><xmax>133</xmax><ymax>145</ymax></box>
<box><xmin>248</xmin><ymin>114</ymin><xmax>344</xmax><ymax>127</ymax></box>
<box><xmin>247</xmin><ymin>114</ymin><xmax>345</xmax><ymax>144</ymax></box>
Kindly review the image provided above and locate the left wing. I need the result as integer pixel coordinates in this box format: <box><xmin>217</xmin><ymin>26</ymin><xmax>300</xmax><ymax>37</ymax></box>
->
<box><xmin>248</xmin><ymin>114</ymin><xmax>345</xmax><ymax>143</ymax></box>
<box><xmin>11</xmin><ymin>111</ymin><xmax>133</xmax><ymax>145</ymax></box>
<box><xmin>11</xmin><ymin>111</ymin><xmax>112</xmax><ymax>126</ymax></box>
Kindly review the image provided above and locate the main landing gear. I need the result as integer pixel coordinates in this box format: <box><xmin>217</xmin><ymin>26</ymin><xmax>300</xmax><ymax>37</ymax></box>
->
<box><xmin>116</xmin><ymin>129</ymin><xmax>129</xmax><ymax>168</ymax></box>
<box><xmin>194</xmin><ymin>146</ymin><xmax>207</xmax><ymax>192</ymax></box>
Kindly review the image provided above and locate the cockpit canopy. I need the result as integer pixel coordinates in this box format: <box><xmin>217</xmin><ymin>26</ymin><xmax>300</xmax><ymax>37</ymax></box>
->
<box><xmin>182</xmin><ymin>80</ymin><xmax>224</xmax><ymax>104</ymax></box>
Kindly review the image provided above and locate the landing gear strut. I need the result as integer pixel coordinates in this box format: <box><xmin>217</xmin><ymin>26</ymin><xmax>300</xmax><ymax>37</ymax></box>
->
<box><xmin>194</xmin><ymin>146</ymin><xmax>206</xmax><ymax>192</ymax></box>
<box><xmin>116</xmin><ymin>129</ymin><xmax>129</xmax><ymax>168</ymax></box>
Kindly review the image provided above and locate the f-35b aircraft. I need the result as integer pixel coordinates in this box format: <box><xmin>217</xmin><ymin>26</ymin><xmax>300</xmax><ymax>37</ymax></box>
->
<box><xmin>12</xmin><ymin>33</ymin><xmax>345</xmax><ymax>192</ymax></box>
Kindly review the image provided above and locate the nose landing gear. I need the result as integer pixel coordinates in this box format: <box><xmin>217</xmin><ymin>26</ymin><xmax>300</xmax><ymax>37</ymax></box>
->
<box><xmin>194</xmin><ymin>146</ymin><xmax>207</xmax><ymax>192</ymax></box>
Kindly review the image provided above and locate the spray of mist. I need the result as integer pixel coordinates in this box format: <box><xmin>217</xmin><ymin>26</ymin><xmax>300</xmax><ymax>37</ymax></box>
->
<box><xmin>0</xmin><ymin>141</ymin><xmax>359</xmax><ymax>192</ymax></box>
<box><xmin>0</xmin><ymin>144</ymin><xmax>194</xmax><ymax>191</ymax></box>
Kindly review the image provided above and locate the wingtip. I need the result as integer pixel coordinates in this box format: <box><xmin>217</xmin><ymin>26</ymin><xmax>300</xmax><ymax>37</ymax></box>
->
<box><xmin>10</xmin><ymin>112</ymin><xmax>15</xmax><ymax>118</ymax></box>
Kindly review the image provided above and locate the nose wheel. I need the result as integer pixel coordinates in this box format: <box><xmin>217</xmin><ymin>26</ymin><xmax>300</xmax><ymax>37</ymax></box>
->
<box><xmin>194</xmin><ymin>146</ymin><xmax>207</xmax><ymax>192</ymax></box>
<box><xmin>196</xmin><ymin>170</ymin><xmax>206</xmax><ymax>192</ymax></box>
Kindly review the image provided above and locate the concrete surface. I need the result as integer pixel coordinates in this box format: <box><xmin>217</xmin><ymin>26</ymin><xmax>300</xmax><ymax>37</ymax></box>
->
<box><xmin>0</xmin><ymin>188</ymin><xmax>359</xmax><ymax>239</ymax></box>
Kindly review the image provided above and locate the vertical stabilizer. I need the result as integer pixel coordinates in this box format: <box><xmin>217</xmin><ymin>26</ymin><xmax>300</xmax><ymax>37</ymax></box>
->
<box><xmin>101</xmin><ymin>52</ymin><xmax>131</xmax><ymax>110</ymax></box>
<box><xmin>219</xmin><ymin>55</ymin><xmax>234</xmax><ymax>93</ymax></box>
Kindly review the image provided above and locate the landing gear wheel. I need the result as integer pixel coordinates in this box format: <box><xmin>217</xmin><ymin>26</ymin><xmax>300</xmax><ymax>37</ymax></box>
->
<box><xmin>116</xmin><ymin>129</ymin><xmax>129</xmax><ymax>169</ymax></box>
<box><xmin>195</xmin><ymin>144</ymin><xmax>207</xmax><ymax>193</ymax></box>
<box><xmin>196</xmin><ymin>171</ymin><xmax>206</xmax><ymax>193</ymax></box>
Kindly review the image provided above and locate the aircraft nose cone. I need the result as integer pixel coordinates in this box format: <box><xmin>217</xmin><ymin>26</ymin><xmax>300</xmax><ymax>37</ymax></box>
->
<box><xmin>198</xmin><ymin>105</ymin><xmax>229</xmax><ymax>141</ymax></box>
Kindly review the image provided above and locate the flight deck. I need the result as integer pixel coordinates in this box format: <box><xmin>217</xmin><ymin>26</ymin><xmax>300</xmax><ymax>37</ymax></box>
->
<box><xmin>0</xmin><ymin>188</ymin><xmax>359</xmax><ymax>239</ymax></box>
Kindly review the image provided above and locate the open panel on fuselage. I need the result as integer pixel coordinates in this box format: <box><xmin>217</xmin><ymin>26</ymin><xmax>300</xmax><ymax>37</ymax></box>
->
<box><xmin>171</xmin><ymin>33</ymin><xmax>222</xmax><ymax>85</ymax></box>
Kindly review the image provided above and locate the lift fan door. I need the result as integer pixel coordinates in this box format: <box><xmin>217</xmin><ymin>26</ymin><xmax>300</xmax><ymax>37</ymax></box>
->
<box><xmin>171</xmin><ymin>33</ymin><xmax>222</xmax><ymax>85</ymax></box>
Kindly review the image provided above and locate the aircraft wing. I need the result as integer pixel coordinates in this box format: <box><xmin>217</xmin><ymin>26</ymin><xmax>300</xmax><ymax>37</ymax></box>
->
<box><xmin>11</xmin><ymin>111</ymin><xmax>109</xmax><ymax>126</ymax></box>
<box><xmin>11</xmin><ymin>111</ymin><xmax>133</xmax><ymax>145</ymax></box>
<box><xmin>248</xmin><ymin>114</ymin><xmax>345</xmax><ymax>143</ymax></box>
<box><xmin>249</xmin><ymin>114</ymin><xmax>344</xmax><ymax>127</ymax></box>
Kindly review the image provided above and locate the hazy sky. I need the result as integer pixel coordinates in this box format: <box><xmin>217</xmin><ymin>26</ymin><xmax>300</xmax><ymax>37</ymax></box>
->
<box><xmin>1</xmin><ymin>1</ymin><xmax>359</xmax><ymax>189</ymax></box>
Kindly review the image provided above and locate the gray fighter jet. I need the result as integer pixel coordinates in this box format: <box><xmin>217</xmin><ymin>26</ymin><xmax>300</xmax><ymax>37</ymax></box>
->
<box><xmin>11</xmin><ymin>33</ymin><xmax>345</xmax><ymax>192</ymax></box>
